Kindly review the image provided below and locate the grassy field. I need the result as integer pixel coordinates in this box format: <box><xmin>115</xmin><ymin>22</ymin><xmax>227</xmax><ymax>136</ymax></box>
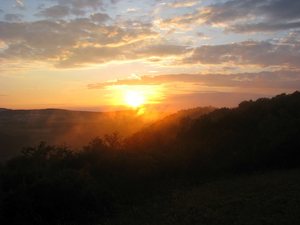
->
<box><xmin>106</xmin><ymin>168</ymin><xmax>300</xmax><ymax>225</ymax></box>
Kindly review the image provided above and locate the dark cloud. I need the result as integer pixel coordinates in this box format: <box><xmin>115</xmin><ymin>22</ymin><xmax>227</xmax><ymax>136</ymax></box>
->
<box><xmin>183</xmin><ymin>40</ymin><xmax>300</xmax><ymax>68</ymax></box>
<box><xmin>56</xmin><ymin>0</ymin><xmax>105</xmax><ymax>10</ymax></box>
<box><xmin>204</xmin><ymin>0</ymin><xmax>300</xmax><ymax>24</ymax></box>
<box><xmin>52</xmin><ymin>0</ymin><xmax>105</xmax><ymax>15</ymax></box>
<box><xmin>162</xmin><ymin>0</ymin><xmax>300</xmax><ymax>32</ymax></box>
<box><xmin>4</xmin><ymin>13</ymin><xmax>23</xmax><ymax>22</ymax></box>
<box><xmin>90</xmin><ymin>13</ymin><xmax>111</xmax><ymax>23</ymax></box>
<box><xmin>37</xmin><ymin>0</ymin><xmax>107</xmax><ymax>17</ymax></box>
<box><xmin>228</xmin><ymin>21</ymin><xmax>300</xmax><ymax>33</ymax></box>
<box><xmin>37</xmin><ymin>5</ymin><xmax>71</xmax><ymax>18</ymax></box>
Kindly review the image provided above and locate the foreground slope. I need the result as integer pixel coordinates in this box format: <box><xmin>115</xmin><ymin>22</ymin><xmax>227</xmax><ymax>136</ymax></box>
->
<box><xmin>109</xmin><ymin>168</ymin><xmax>300</xmax><ymax>225</ymax></box>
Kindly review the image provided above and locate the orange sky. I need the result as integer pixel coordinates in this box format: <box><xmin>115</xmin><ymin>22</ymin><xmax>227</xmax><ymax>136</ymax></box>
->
<box><xmin>0</xmin><ymin>0</ymin><xmax>300</xmax><ymax>111</ymax></box>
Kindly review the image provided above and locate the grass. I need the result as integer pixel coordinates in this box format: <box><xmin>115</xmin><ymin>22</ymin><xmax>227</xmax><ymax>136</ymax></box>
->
<box><xmin>105</xmin><ymin>168</ymin><xmax>300</xmax><ymax>225</ymax></box>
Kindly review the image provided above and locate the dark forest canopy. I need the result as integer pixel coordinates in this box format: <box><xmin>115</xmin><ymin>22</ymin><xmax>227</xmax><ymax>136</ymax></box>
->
<box><xmin>126</xmin><ymin>91</ymin><xmax>300</xmax><ymax>170</ymax></box>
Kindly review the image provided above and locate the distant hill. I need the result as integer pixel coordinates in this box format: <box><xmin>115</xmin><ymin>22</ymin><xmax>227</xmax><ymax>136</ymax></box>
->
<box><xmin>125</xmin><ymin>106</ymin><xmax>215</xmax><ymax>150</ymax></box>
<box><xmin>0</xmin><ymin>108</ymin><xmax>162</xmax><ymax>161</ymax></box>
<box><xmin>0</xmin><ymin>108</ymin><xmax>10</xmax><ymax>112</ymax></box>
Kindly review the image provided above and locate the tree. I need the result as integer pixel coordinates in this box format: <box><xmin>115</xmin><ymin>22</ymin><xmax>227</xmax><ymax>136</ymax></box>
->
<box><xmin>104</xmin><ymin>132</ymin><xmax>123</xmax><ymax>150</ymax></box>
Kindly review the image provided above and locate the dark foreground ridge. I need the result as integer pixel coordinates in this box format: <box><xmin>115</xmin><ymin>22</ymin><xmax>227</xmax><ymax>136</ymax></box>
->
<box><xmin>0</xmin><ymin>91</ymin><xmax>300</xmax><ymax>225</ymax></box>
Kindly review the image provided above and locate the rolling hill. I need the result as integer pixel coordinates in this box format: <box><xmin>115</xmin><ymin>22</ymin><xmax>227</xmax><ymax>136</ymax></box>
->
<box><xmin>0</xmin><ymin>108</ymin><xmax>162</xmax><ymax>161</ymax></box>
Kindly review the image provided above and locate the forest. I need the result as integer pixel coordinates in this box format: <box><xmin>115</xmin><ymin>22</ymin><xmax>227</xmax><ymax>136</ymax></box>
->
<box><xmin>1</xmin><ymin>92</ymin><xmax>300</xmax><ymax>225</ymax></box>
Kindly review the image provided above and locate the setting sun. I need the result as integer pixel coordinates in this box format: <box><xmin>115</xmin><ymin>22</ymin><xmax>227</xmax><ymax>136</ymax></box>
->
<box><xmin>124</xmin><ymin>90</ymin><xmax>145</xmax><ymax>108</ymax></box>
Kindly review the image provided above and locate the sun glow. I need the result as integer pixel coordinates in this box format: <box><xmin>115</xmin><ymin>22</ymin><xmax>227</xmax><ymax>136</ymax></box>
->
<box><xmin>107</xmin><ymin>85</ymin><xmax>164</xmax><ymax>110</ymax></box>
<box><xmin>124</xmin><ymin>90</ymin><xmax>145</xmax><ymax>108</ymax></box>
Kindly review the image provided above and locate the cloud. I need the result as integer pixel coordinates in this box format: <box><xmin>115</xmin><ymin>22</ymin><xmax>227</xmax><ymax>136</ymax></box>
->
<box><xmin>87</xmin><ymin>74</ymin><xmax>195</xmax><ymax>88</ymax></box>
<box><xmin>183</xmin><ymin>40</ymin><xmax>300</xmax><ymax>69</ymax></box>
<box><xmin>56</xmin><ymin>42</ymin><xmax>188</xmax><ymax>68</ymax></box>
<box><xmin>56</xmin><ymin>0</ymin><xmax>104</xmax><ymax>9</ymax></box>
<box><xmin>53</xmin><ymin>0</ymin><xmax>105</xmax><ymax>15</ymax></box>
<box><xmin>201</xmin><ymin>0</ymin><xmax>300</xmax><ymax>24</ymax></box>
<box><xmin>90</xmin><ymin>13</ymin><xmax>111</xmax><ymax>23</ymax></box>
<box><xmin>159</xmin><ymin>10</ymin><xmax>204</xmax><ymax>29</ymax></box>
<box><xmin>4</xmin><ymin>14</ymin><xmax>24</xmax><ymax>22</ymax></box>
<box><xmin>0</xmin><ymin>18</ymin><xmax>166</xmax><ymax>67</ymax></box>
<box><xmin>37</xmin><ymin>5</ymin><xmax>71</xmax><ymax>18</ymax></box>
<box><xmin>196</xmin><ymin>32</ymin><xmax>210</xmax><ymax>40</ymax></box>
<box><xmin>56</xmin><ymin>46</ymin><xmax>125</xmax><ymax>67</ymax></box>
<box><xmin>37</xmin><ymin>0</ymin><xmax>107</xmax><ymax>17</ymax></box>
<box><xmin>126</xmin><ymin>8</ymin><xmax>138</xmax><ymax>13</ymax></box>
<box><xmin>227</xmin><ymin>21</ymin><xmax>300</xmax><ymax>33</ymax></box>
<box><xmin>1</xmin><ymin>13</ymin><xmax>299</xmax><ymax>69</ymax></box>
<box><xmin>14</xmin><ymin>0</ymin><xmax>25</xmax><ymax>9</ymax></box>
<box><xmin>134</xmin><ymin>44</ymin><xmax>190</xmax><ymax>57</ymax></box>
<box><xmin>168</xmin><ymin>0</ymin><xmax>198</xmax><ymax>8</ymax></box>
<box><xmin>160</xmin><ymin>0</ymin><xmax>300</xmax><ymax>32</ymax></box>
<box><xmin>0</xmin><ymin>20</ymin><xmax>80</xmax><ymax>60</ymax></box>
<box><xmin>87</xmin><ymin>70</ymin><xmax>300</xmax><ymax>90</ymax></box>
<box><xmin>1</xmin><ymin>0</ymin><xmax>300</xmax><ymax>71</ymax></box>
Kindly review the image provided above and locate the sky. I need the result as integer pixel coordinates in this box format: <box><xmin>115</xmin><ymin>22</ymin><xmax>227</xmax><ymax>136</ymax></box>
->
<box><xmin>0</xmin><ymin>0</ymin><xmax>300</xmax><ymax>111</ymax></box>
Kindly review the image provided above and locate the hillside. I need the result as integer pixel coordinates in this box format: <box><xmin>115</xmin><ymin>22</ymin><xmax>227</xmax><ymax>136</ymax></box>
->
<box><xmin>125</xmin><ymin>106</ymin><xmax>215</xmax><ymax>150</ymax></box>
<box><xmin>0</xmin><ymin>108</ymin><xmax>161</xmax><ymax>161</ymax></box>
<box><xmin>127</xmin><ymin>91</ymin><xmax>300</xmax><ymax>173</ymax></box>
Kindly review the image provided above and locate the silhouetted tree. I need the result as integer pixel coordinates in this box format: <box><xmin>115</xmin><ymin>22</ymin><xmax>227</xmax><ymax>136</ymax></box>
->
<box><xmin>104</xmin><ymin>132</ymin><xmax>123</xmax><ymax>149</ymax></box>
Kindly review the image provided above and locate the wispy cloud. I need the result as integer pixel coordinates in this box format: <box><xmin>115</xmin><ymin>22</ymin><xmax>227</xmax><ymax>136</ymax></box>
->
<box><xmin>168</xmin><ymin>0</ymin><xmax>198</xmax><ymax>8</ymax></box>
<box><xmin>15</xmin><ymin>0</ymin><xmax>25</xmax><ymax>9</ymax></box>
<box><xmin>183</xmin><ymin>39</ymin><xmax>300</xmax><ymax>69</ymax></box>
<box><xmin>88</xmin><ymin>70</ymin><xmax>300</xmax><ymax>90</ymax></box>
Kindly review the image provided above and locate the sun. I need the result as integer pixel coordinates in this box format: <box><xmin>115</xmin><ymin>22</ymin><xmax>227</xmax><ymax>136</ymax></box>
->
<box><xmin>124</xmin><ymin>90</ymin><xmax>145</xmax><ymax>108</ymax></box>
